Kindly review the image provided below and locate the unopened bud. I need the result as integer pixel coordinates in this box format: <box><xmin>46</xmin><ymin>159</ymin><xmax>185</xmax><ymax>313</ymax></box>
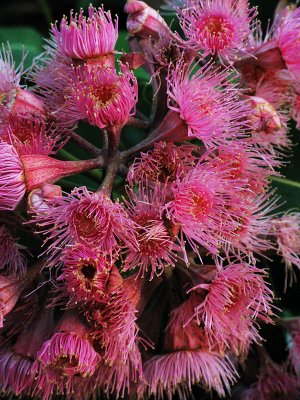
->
<box><xmin>125</xmin><ymin>0</ymin><xmax>171</xmax><ymax>39</ymax></box>
<box><xmin>248</xmin><ymin>96</ymin><xmax>282</xmax><ymax>134</ymax></box>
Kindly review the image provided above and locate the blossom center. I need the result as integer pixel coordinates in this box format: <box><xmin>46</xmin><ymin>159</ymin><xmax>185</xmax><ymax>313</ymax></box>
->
<box><xmin>81</xmin><ymin>264</ymin><xmax>96</xmax><ymax>280</ymax></box>
<box><xmin>73</xmin><ymin>211</ymin><xmax>98</xmax><ymax>242</ymax></box>
<box><xmin>195</xmin><ymin>14</ymin><xmax>234</xmax><ymax>49</ymax></box>
<box><xmin>92</xmin><ymin>84</ymin><xmax>117</xmax><ymax>107</ymax></box>
<box><xmin>190</xmin><ymin>188</ymin><xmax>212</xmax><ymax>220</ymax></box>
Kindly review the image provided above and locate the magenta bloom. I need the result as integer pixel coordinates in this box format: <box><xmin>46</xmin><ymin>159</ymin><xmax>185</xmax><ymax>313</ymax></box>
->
<box><xmin>33</xmin><ymin>186</ymin><xmax>138</xmax><ymax>266</ymax></box>
<box><xmin>52</xmin><ymin>6</ymin><xmax>118</xmax><ymax>61</ymax></box>
<box><xmin>143</xmin><ymin>350</ymin><xmax>237</xmax><ymax>399</ymax></box>
<box><xmin>124</xmin><ymin>183</ymin><xmax>180</xmax><ymax>279</ymax></box>
<box><xmin>0</xmin><ymin>308</ymin><xmax>54</xmax><ymax>397</ymax></box>
<box><xmin>88</xmin><ymin>268</ymin><xmax>138</xmax><ymax>365</ymax></box>
<box><xmin>167</xmin><ymin>61</ymin><xmax>249</xmax><ymax>147</ymax></box>
<box><xmin>270</xmin><ymin>212</ymin><xmax>300</xmax><ymax>280</ymax></box>
<box><xmin>72</xmin><ymin>64</ymin><xmax>138</xmax><ymax>130</ymax></box>
<box><xmin>207</xmin><ymin>141</ymin><xmax>280</xmax><ymax>194</ymax></box>
<box><xmin>59</xmin><ymin>245</ymin><xmax>111</xmax><ymax>304</ymax></box>
<box><xmin>0</xmin><ymin>225</ymin><xmax>27</xmax><ymax>276</ymax></box>
<box><xmin>223</xmin><ymin>192</ymin><xmax>277</xmax><ymax>260</ymax></box>
<box><xmin>0</xmin><ymin>141</ymin><xmax>26</xmax><ymax>211</ymax></box>
<box><xmin>0</xmin><ymin>114</ymin><xmax>65</xmax><ymax>156</ymax></box>
<box><xmin>31</xmin><ymin>40</ymin><xmax>81</xmax><ymax>132</ymax></box>
<box><xmin>190</xmin><ymin>263</ymin><xmax>274</xmax><ymax>356</ymax></box>
<box><xmin>0</xmin><ymin>46</ymin><xmax>22</xmax><ymax>113</ymax></box>
<box><xmin>0</xmin><ymin>274</ymin><xmax>23</xmax><ymax>327</ymax></box>
<box><xmin>97</xmin><ymin>345</ymin><xmax>143</xmax><ymax>398</ymax></box>
<box><xmin>34</xmin><ymin>312</ymin><xmax>100</xmax><ymax>396</ymax></box>
<box><xmin>242</xmin><ymin>358</ymin><xmax>299</xmax><ymax>400</ymax></box>
<box><xmin>127</xmin><ymin>141</ymin><xmax>200</xmax><ymax>185</ymax></box>
<box><xmin>164</xmin><ymin>159</ymin><xmax>237</xmax><ymax>256</ymax></box>
<box><xmin>276</xmin><ymin>7</ymin><xmax>300</xmax><ymax>77</ymax></box>
<box><xmin>178</xmin><ymin>0</ymin><xmax>257</xmax><ymax>63</ymax></box>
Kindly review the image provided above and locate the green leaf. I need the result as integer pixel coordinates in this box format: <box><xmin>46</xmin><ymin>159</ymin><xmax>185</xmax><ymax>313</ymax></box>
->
<box><xmin>0</xmin><ymin>27</ymin><xmax>43</xmax><ymax>70</ymax></box>
<box><xmin>115</xmin><ymin>30</ymin><xmax>129</xmax><ymax>54</ymax></box>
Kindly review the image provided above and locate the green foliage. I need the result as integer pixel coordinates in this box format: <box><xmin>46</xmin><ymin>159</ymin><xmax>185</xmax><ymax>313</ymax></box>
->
<box><xmin>0</xmin><ymin>27</ymin><xmax>43</xmax><ymax>70</ymax></box>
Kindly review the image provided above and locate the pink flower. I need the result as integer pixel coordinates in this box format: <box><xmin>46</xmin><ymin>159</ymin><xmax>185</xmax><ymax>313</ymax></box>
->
<box><xmin>71</xmin><ymin>63</ymin><xmax>138</xmax><ymax>130</ymax></box>
<box><xmin>124</xmin><ymin>183</ymin><xmax>181</xmax><ymax>279</ymax></box>
<box><xmin>32</xmin><ymin>186</ymin><xmax>138</xmax><ymax>266</ymax></box>
<box><xmin>0</xmin><ymin>308</ymin><xmax>54</xmax><ymax>396</ymax></box>
<box><xmin>96</xmin><ymin>345</ymin><xmax>144</xmax><ymax>398</ymax></box>
<box><xmin>178</xmin><ymin>0</ymin><xmax>257</xmax><ymax>63</ymax></box>
<box><xmin>0</xmin><ymin>46</ymin><xmax>22</xmax><ymax>112</ymax></box>
<box><xmin>58</xmin><ymin>245</ymin><xmax>111</xmax><ymax>304</ymax></box>
<box><xmin>34</xmin><ymin>312</ymin><xmax>100</xmax><ymax>395</ymax></box>
<box><xmin>164</xmin><ymin>159</ymin><xmax>237</xmax><ymax>256</ymax></box>
<box><xmin>270</xmin><ymin>212</ymin><xmax>300</xmax><ymax>281</ymax></box>
<box><xmin>242</xmin><ymin>357</ymin><xmax>299</xmax><ymax>400</ymax></box>
<box><xmin>30</xmin><ymin>39</ymin><xmax>81</xmax><ymax>131</ymax></box>
<box><xmin>189</xmin><ymin>263</ymin><xmax>274</xmax><ymax>356</ymax></box>
<box><xmin>0</xmin><ymin>114</ymin><xmax>66</xmax><ymax>156</ymax></box>
<box><xmin>0</xmin><ymin>141</ymin><xmax>26</xmax><ymax>211</ymax></box>
<box><xmin>223</xmin><ymin>192</ymin><xmax>277</xmax><ymax>260</ymax></box>
<box><xmin>0</xmin><ymin>274</ymin><xmax>23</xmax><ymax>327</ymax></box>
<box><xmin>127</xmin><ymin>141</ymin><xmax>200</xmax><ymax>185</ymax></box>
<box><xmin>206</xmin><ymin>141</ymin><xmax>280</xmax><ymax>194</ymax></box>
<box><xmin>0</xmin><ymin>47</ymin><xmax>45</xmax><ymax>119</ymax></box>
<box><xmin>167</xmin><ymin>61</ymin><xmax>249</xmax><ymax>147</ymax></box>
<box><xmin>52</xmin><ymin>6</ymin><xmax>118</xmax><ymax>61</ymax></box>
<box><xmin>0</xmin><ymin>225</ymin><xmax>27</xmax><ymax>276</ymax></box>
<box><xmin>88</xmin><ymin>267</ymin><xmax>138</xmax><ymax>365</ymax></box>
<box><xmin>276</xmin><ymin>7</ymin><xmax>300</xmax><ymax>78</ymax></box>
<box><xmin>143</xmin><ymin>350</ymin><xmax>237</xmax><ymax>399</ymax></box>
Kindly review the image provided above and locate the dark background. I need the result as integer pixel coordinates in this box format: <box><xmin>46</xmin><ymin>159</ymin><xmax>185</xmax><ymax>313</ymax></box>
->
<box><xmin>0</xmin><ymin>0</ymin><xmax>282</xmax><ymax>33</ymax></box>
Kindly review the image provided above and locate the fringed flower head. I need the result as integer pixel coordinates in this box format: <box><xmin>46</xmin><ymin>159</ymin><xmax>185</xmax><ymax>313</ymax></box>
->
<box><xmin>0</xmin><ymin>225</ymin><xmax>27</xmax><ymax>276</ymax></box>
<box><xmin>0</xmin><ymin>47</ymin><xmax>46</xmax><ymax>120</ymax></box>
<box><xmin>30</xmin><ymin>40</ymin><xmax>81</xmax><ymax>132</ymax></box>
<box><xmin>34</xmin><ymin>312</ymin><xmax>100</xmax><ymax>395</ymax></box>
<box><xmin>167</xmin><ymin>61</ymin><xmax>249</xmax><ymax>147</ymax></box>
<box><xmin>143</xmin><ymin>350</ymin><xmax>237</xmax><ymax>399</ymax></box>
<box><xmin>52</xmin><ymin>6</ymin><xmax>118</xmax><ymax>63</ymax></box>
<box><xmin>124</xmin><ymin>183</ymin><xmax>180</xmax><ymax>279</ymax></box>
<box><xmin>164</xmin><ymin>158</ymin><xmax>238</xmax><ymax>256</ymax></box>
<box><xmin>189</xmin><ymin>262</ymin><xmax>274</xmax><ymax>356</ymax></box>
<box><xmin>223</xmin><ymin>191</ymin><xmax>277</xmax><ymax>261</ymax></box>
<box><xmin>178</xmin><ymin>0</ymin><xmax>257</xmax><ymax>63</ymax></box>
<box><xmin>58</xmin><ymin>245</ymin><xmax>111</xmax><ymax>304</ymax></box>
<box><xmin>0</xmin><ymin>308</ymin><xmax>54</xmax><ymax>396</ymax></box>
<box><xmin>33</xmin><ymin>186</ymin><xmax>138</xmax><ymax>266</ymax></box>
<box><xmin>276</xmin><ymin>7</ymin><xmax>300</xmax><ymax>77</ymax></box>
<box><xmin>242</xmin><ymin>356</ymin><xmax>300</xmax><ymax>400</ymax></box>
<box><xmin>270</xmin><ymin>212</ymin><xmax>300</xmax><ymax>283</ymax></box>
<box><xmin>0</xmin><ymin>141</ymin><xmax>26</xmax><ymax>211</ymax></box>
<box><xmin>88</xmin><ymin>267</ymin><xmax>138</xmax><ymax>365</ymax></box>
<box><xmin>71</xmin><ymin>63</ymin><xmax>138</xmax><ymax>131</ymax></box>
<box><xmin>127</xmin><ymin>141</ymin><xmax>200</xmax><ymax>185</ymax></box>
<box><xmin>0</xmin><ymin>275</ymin><xmax>23</xmax><ymax>327</ymax></box>
<box><xmin>0</xmin><ymin>114</ymin><xmax>65</xmax><ymax>156</ymax></box>
<box><xmin>207</xmin><ymin>141</ymin><xmax>280</xmax><ymax>194</ymax></box>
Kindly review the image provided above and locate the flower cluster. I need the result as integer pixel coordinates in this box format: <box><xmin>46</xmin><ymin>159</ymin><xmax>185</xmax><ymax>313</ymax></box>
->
<box><xmin>0</xmin><ymin>1</ymin><xmax>300</xmax><ymax>399</ymax></box>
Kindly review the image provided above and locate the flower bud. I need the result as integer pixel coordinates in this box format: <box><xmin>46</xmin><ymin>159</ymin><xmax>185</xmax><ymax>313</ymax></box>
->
<box><xmin>248</xmin><ymin>96</ymin><xmax>282</xmax><ymax>134</ymax></box>
<box><xmin>125</xmin><ymin>0</ymin><xmax>171</xmax><ymax>39</ymax></box>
